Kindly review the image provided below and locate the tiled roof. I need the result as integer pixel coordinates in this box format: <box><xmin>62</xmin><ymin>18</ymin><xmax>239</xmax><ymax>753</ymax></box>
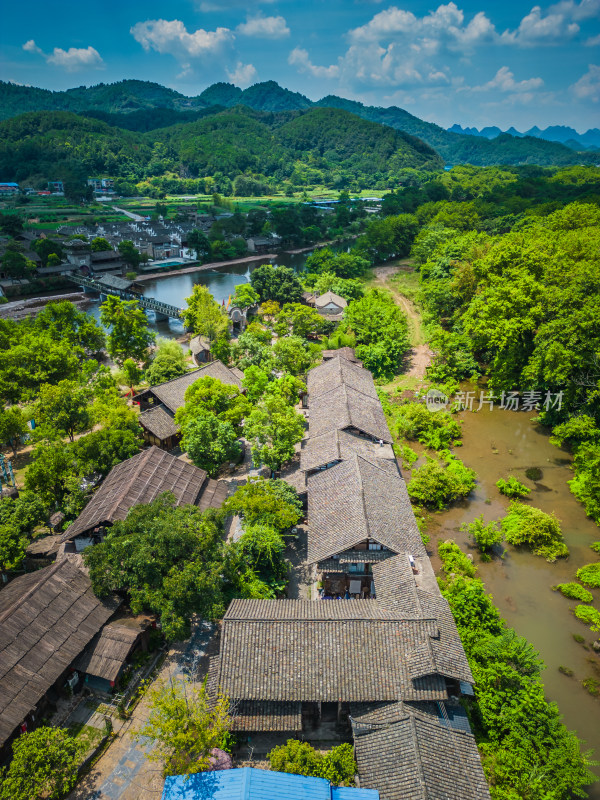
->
<box><xmin>301</xmin><ymin>429</ymin><xmax>395</xmax><ymax>473</ymax></box>
<box><xmin>307</xmin><ymin>356</ymin><xmax>378</xmax><ymax>401</ymax></box>
<box><xmin>0</xmin><ymin>559</ymin><xmax>119</xmax><ymax>746</ymax></box>
<box><xmin>353</xmin><ymin>712</ymin><xmax>490</xmax><ymax>800</ymax></box>
<box><xmin>322</xmin><ymin>347</ymin><xmax>361</xmax><ymax>364</ymax></box>
<box><xmin>139</xmin><ymin>406</ymin><xmax>179</xmax><ymax>440</ymax></box>
<box><xmin>318</xmin><ymin>550</ymin><xmax>394</xmax><ymax>572</ymax></box>
<box><xmin>307</xmin><ymin>455</ymin><xmax>424</xmax><ymax>564</ymax></box>
<box><xmin>230</xmin><ymin>700</ymin><xmax>303</xmax><ymax>732</ymax></box>
<box><xmin>138</xmin><ymin>361</ymin><xmax>243</xmax><ymax>414</ymax></box>
<box><xmin>72</xmin><ymin>618</ymin><xmax>146</xmax><ymax>682</ymax></box>
<box><xmin>308</xmin><ymin>384</ymin><xmax>392</xmax><ymax>443</ymax></box>
<box><xmin>314</xmin><ymin>291</ymin><xmax>347</xmax><ymax>309</ymax></box>
<box><xmin>59</xmin><ymin>447</ymin><xmax>208</xmax><ymax>542</ymax></box>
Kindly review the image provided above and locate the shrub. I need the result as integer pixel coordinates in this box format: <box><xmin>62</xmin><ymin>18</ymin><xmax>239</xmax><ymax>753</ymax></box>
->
<box><xmin>576</xmin><ymin>563</ymin><xmax>600</xmax><ymax>588</ymax></box>
<box><xmin>496</xmin><ymin>476</ymin><xmax>531</xmax><ymax>498</ymax></box>
<box><xmin>391</xmin><ymin>401</ymin><xmax>462</xmax><ymax>450</ymax></box>
<box><xmin>553</xmin><ymin>583</ymin><xmax>593</xmax><ymax>603</ymax></box>
<box><xmin>461</xmin><ymin>515</ymin><xmax>503</xmax><ymax>556</ymax></box>
<box><xmin>438</xmin><ymin>540</ymin><xmax>477</xmax><ymax>579</ymax></box>
<box><xmin>407</xmin><ymin>455</ymin><xmax>476</xmax><ymax>509</ymax></box>
<box><xmin>525</xmin><ymin>467</ymin><xmax>543</xmax><ymax>481</ymax></box>
<box><xmin>590</xmin><ymin>541</ymin><xmax>600</xmax><ymax>554</ymax></box>
<box><xmin>500</xmin><ymin>502</ymin><xmax>568</xmax><ymax>561</ymax></box>
<box><xmin>574</xmin><ymin>605</ymin><xmax>600</xmax><ymax>632</ymax></box>
<box><xmin>268</xmin><ymin>740</ymin><xmax>357</xmax><ymax>786</ymax></box>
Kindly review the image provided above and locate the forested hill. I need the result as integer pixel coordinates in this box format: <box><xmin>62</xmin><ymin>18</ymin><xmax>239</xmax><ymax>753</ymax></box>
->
<box><xmin>1</xmin><ymin>79</ymin><xmax>595</xmax><ymax>167</ymax></box>
<box><xmin>0</xmin><ymin>107</ymin><xmax>442</xmax><ymax>187</ymax></box>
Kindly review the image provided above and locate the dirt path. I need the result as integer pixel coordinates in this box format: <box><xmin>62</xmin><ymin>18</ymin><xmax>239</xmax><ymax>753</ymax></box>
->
<box><xmin>372</xmin><ymin>262</ymin><xmax>433</xmax><ymax>380</ymax></box>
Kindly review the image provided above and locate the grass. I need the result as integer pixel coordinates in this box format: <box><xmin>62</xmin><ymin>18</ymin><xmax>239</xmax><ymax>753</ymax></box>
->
<box><xmin>68</xmin><ymin>723</ymin><xmax>103</xmax><ymax>753</ymax></box>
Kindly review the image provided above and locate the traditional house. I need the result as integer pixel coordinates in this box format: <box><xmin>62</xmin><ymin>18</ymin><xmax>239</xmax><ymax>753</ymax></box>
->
<box><xmin>314</xmin><ymin>291</ymin><xmax>347</xmax><ymax>320</ymax></box>
<box><xmin>307</xmin><ymin>454</ymin><xmax>423</xmax><ymax>597</ymax></box>
<box><xmin>0</xmin><ymin>557</ymin><xmax>120</xmax><ymax>751</ymax></box>
<box><xmin>307</xmin><ymin>356</ymin><xmax>379</xmax><ymax>402</ymax></box>
<box><xmin>307</xmin><ymin>384</ymin><xmax>392</xmax><ymax>443</ymax></box>
<box><xmin>56</xmin><ymin>446</ymin><xmax>227</xmax><ymax>551</ymax></box>
<box><xmin>322</xmin><ymin>346</ymin><xmax>362</xmax><ymax>366</ymax></box>
<box><xmin>207</xmin><ymin>554</ymin><xmax>474</xmax><ymax>737</ymax></box>
<box><xmin>72</xmin><ymin>614</ymin><xmax>156</xmax><ymax>693</ymax></box>
<box><xmin>133</xmin><ymin>361</ymin><xmax>244</xmax><ymax>449</ymax></box>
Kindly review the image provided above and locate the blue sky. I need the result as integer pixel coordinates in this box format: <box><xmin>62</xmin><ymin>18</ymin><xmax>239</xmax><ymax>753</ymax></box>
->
<box><xmin>2</xmin><ymin>1</ymin><xmax>599</xmax><ymax>131</ymax></box>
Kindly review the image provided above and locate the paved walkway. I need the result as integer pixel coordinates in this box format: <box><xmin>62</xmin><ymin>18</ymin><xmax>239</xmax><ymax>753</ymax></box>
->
<box><xmin>68</xmin><ymin>622</ymin><xmax>216</xmax><ymax>800</ymax></box>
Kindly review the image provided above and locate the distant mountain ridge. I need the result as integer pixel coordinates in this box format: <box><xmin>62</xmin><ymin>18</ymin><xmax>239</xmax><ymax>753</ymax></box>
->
<box><xmin>0</xmin><ymin>78</ymin><xmax>595</xmax><ymax>167</ymax></box>
<box><xmin>449</xmin><ymin>123</ymin><xmax>600</xmax><ymax>151</ymax></box>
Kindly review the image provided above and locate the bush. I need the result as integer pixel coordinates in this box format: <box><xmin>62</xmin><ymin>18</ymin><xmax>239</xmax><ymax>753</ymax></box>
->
<box><xmin>461</xmin><ymin>515</ymin><xmax>503</xmax><ymax>556</ymax></box>
<box><xmin>574</xmin><ymin>605</ymin><xmax>600</xmax><ymax>632</ymax></box>
<box><xmin>407</xmin><ymin>455</ymin><xmax>476</xmax><ymax>509</ymax></box>
<box><xmin>553</xmin><ymin>583</ymin><xmax>593</xmax><ymax>602</ymax></box>
<box><xmin>496</xmin><ymin>476</ymin><xmax>531</xmax><ymax>498</ymax></box>
<box><xmin>391</xmin><ymin>401</ymin><xmax>462</xmax><ymax>450</ymax></box>
<box><xmin>268</xmin><ymin>740</ymin><xmax>357</xmax><ymax>786</ymax></box>
<box><xmin>590</xmin><ymin>541</ymin><xmax>600</xmax><ymax>554</ymax></box>
<box><xmin>438</xmin><ymin>540</ymin><xmax>477</xmax><ymax>578</ymax></box>
<box><xmin>500</xmin><ymin>502</ymin><xmax>568</xmax><ymax>561</ymax></box>
<box><xmin>576</xmin><ymin>563</ymin><xmax>600</xmax><ymax>588</ymax></box>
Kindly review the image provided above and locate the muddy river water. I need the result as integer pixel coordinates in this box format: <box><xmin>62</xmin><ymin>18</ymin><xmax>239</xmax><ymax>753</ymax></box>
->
<box><xmin>423</xmin><ymin>401</ymin><xmax>600</xmax><ymax>792</ymax></box>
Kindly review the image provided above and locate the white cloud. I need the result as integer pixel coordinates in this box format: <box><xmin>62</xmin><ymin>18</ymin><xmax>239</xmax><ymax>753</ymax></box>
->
<box><xmin>500</xmin><ymin>6</ymin><xmax>579</xmax><ymax>45</ymax></box>
<box><xmin>471</xmin><ymin>66</ymin><xmax>544</xmax><ymax>93</ymax></box>
<box><xmin>288</xmin><ymin>48</ymin><xmax>340</xmax><ymax>79</ymax></box>
<box><xmin>585</xmin><ymin>33</ymin><xmax>600</xmax><ymax>45</ymax></box>
<box><xmin>571</xmin><ymin>63</ymin><xmax>600</xmax><ymax>101</ymax></box>
<box><xmin>22</xmin><ymin>39</ymin><xmax>104</xmax><ymax>71</ymax></box>
<box><xmin>237</xmin><ymin>15</ymin><xmax>290</xmax><ymax>39</ymax></box>
<box><xmin>198</xmin><ymin>0</ymin><xmax>275</xmax><ymax>10</ymax></box>
<box><xmin>548</xmin><ymin>0</ymin><xmax>600</xmax><ymax>20</ymax></box>
<box><xmin>130</xmin><ymin>19</ymin><xmax>233</xmax><ymax>60</ymax></box>
<box><xmin>226</xmin><ymin>61</ymin><xmax>258</xmax><ymax>87</ymax></box>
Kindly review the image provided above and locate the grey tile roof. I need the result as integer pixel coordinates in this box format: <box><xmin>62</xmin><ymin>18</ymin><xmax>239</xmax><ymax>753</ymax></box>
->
<box><xmin>59</xmin><ymin>446</ymin><xmax>208</xmax><ymax>542</ymax></box>
<box><xmin>138</xmin><ymin>361</ymin><xmax>243</xmax><ymax>415</ymax></box>
<box><xmin>307</xmin><ymin>455</ymin><xmax>425</xmax><ymax>564</ymax></box>
<box><xmin>301</xmin><ymin>429</ymin><xmax>395</xmax><ymax>473</ymax></box>
<box><xmin>307</xmin><ymin>384</ymin><xmax>392</xmax><ymax>443</ymax></box>
<box><xmin>322</xmin><ymin>347</ymin><xmax>361</xmax><ymax>364</ymax></box>
<box><xmin>318</xmin><ymin>550</ymin><xmax>394</xmax><ymax>572</ymax></box>
<box><xmin>139</xmin><ymin>406</ymin><xmax>179</xmax><ymax>440</ymax></box>
<box><xmin>0</xmin><ymin>559</ymin><xmax>119</xmax><ymax>746</ymax></box>
<box><xmin>314</xmin><ymin>291</ymin><xmax>347</xmax><ymax>309</ymax></box>
<box><xmin>307</xmin><ymin>356</ymin><xmax>379</xmax><ymax>401</ymax></box>
<box><xmin>354</xmin><ymin>712</ymin><xmax>490</xmax><ymax>800</ymax></box>
<box><xmin>231</xmin><ymin>700</ymin><xmax>303</xmax><ymax>732</ymax></box>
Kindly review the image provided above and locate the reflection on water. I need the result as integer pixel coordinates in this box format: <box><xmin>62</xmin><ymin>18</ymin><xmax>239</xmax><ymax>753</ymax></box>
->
<box><xmin>426</xmin><ymin>405</ymin><xmax>600</xmax><ymax>794</ymax></box>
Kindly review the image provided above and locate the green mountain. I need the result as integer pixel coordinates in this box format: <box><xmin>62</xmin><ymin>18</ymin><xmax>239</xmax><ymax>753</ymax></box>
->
<box><xmin>0</xmin><ymin>78</ymin><xmax>594</xmax><ymax>167</ymax></box>
<box><xmin>0</xmin><ymin>106</ymin><xmax>441</xmax><ymax>187</ymax></box>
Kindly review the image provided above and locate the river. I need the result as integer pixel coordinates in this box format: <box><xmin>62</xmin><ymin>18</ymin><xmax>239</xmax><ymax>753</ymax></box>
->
<box><xmin>424</xmin><ymin>402</ymin><xmax>600</xmax><ymax>794</ymax></box>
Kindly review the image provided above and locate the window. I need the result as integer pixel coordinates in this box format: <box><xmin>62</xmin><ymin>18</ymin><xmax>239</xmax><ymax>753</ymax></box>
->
<box><xmin>348</xmin><ymin>563</ymin><xmax>360</xmax><ymax>573</ymax></box>
<box><xmin>368</xmin><ymin>541</ymin><xmax>382</xmax><ymax>550</ymax></box>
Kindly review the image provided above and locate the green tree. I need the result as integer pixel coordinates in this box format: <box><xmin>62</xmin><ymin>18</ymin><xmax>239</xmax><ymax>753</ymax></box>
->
<box><xmin>146</xmin><ymin>338</ymin><xmax>187</xmax><ymax>385</ymax></box>
<box><xmin>223</xmin><ymin>478</ymin><xmax>302</xmax><ymax>531</ymax></box>
<box><xmin>100</xmin><ymin>295</ymin><xmax>155</xmax><ymax>365</ymax></box>
<box><xmin>501</xmin><ymin>502</ymin><xmax>567</xmax><ymax>561</ymax></box>
<box><xmin>31</xmin><ymin>237</ymin><xmax>64</xmax><ymax>266</ymax></box>
<box><xmin>36</xmin><ymin>379</ymin><xmax>91</xmax><ymax>441</ymax></box>
<box><xmin>117</xmin><ymin>240</ymin><xmax>141</xmax><ymax>269</ymax></box>
<box><xmin>244</xmin><ymin>394</ymin><xmax>305</xmax><ymax>471</ymax></box>
<box><xmin>0</xmin><ymin>727</ymin><xmax>84</xmax><ymax>800</ymax></box>
<box><xmin>187</xmin><ymin>229</ymin><xmax>212</xmax><ymax>262</ymax></box>
<box><xmin>176</xmin><ymin>376</ymin><xmax>250</xmax><ymax>434</ymax></box>
<box><xmin>24</xmin><ymin>441</ymin><xmax>77</xmax><ymax>506</ymax></box>
<box><xmin>90</xmin><ymin>236</ymin><xmax>111</xmax><ymax>252</ymax></box>
<box><xmin>232</xmin><ymin>283</ymin><xmax>260</xmax><ymax>308</ymax></box>
<box><xmin>181</xmin><ymin>285</ymin><xmax>229</xmax><ymax>343</ymax></box>
<box><xmin>1</xmin><ymin>242</ymin><xmax>36</xmax><ymax>280</ymax></box>
<box><xmin>180</xmin><ymin>410</ymin><xmax>241</xmax><ymax>477</ymax></box>
<box><xmin>461</xmin><ymin>515</ymin><xmax>503</xmax><ymax>558</ymax></box>
<box><xmin>272</xmin><ymin>335</ymin><xmax>316</xmax><ymax>376</ymax></box>
<box><xmin>407</xmin><ymin>455</ymin><xmax>476</xmax><ymax>509</ymax></box>
<box><xmin>0</xmin><ymin>213</ymin><xmax>23</xmax><ymax>237</ymax></box>
<box><xmin>120</xmin><ymin>358</ymin><xmax>143</xmax><ymax>394</ymax></box>
<box><xmin>0</xmin><ymin>406</ymin><xmax>27</xmax><ymax>457</ymax></box>
<box><xmin>268</xmin><ymin>740</ymin><xmax>357</xmax><ymax>786</ymax></box>
<box><xmin>241</xmin><ymin>365</ymin><xmax>270</xmax><ymax>402</ymax></box>
<box><xmin>135</xmin><ymin>680</ymin><xmax>231</xmax><ymax>777</ymax></box>
<box><xmin>34</xmin><ymin>301</ymin><xmax>105</xmax><ymax>355</ymax></box>
<box><xmin>85</xmin><ymin>495</ymin><xmax>225</xmax><ymax>639</ymax></box>
<box><xmin>275</xmin><ymin>303</ymin><xmax>330</xmax><ymax>339</ymax></box>
<box><xmin>250</xmin><ymin>264</ymin><xmax>304</xmax><ymax>305</ymax></box>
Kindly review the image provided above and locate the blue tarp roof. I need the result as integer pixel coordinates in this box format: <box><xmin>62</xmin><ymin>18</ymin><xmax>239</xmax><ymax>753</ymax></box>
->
<box><xmin>161</xmin><ymin>768</ymin><xmax>379</xmax><ymax>800</ymax></box>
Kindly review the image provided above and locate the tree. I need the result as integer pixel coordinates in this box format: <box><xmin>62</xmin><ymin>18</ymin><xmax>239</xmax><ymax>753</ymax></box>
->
<box><xmin>0</xmin><ymin>523</ymin><xmax>28</xmax><ymax>573</ymax></box>
<box><xmin>85</xmin><ymin>495</ymin><xmax>225</xmax><ymax>639</ymax></box>
<box><xmin>0</xmin><ymin>213</ymin><xmax>23</xmax><ymax>237</ymax></box>
<box><xmin>36</xmin><ymin>380</ymin><xmax>91</xmax><ymax>441</ymax></box>
<box><xmin>232</xmin><ymin>283</ymin><xmax>259</xmax><ymax>308</ymax></box>
<box><xmin>180</xmin><ymin>410</ymin><xmax>241</xmax><ymax>477</ymax></box>
<box><xmin>0</xmin><ymin>727</ymin><xmax>84</xmax><ymax>800</ymax></box>
<box><xmin>244</xmin><ymin>394</ymin><xmax>305</xmax><ymax>471</ymax></box>
<box><xmin>461</xmin><ymin>515</ymin><xmax>503</xmax><ymax>558</ymax></box>
<box><xmin>272</xmin><ymin>335</ymin><xmax>316</xmax><ymax>376</ymax></box>
<box><xmin>70</xmin><ymin>426</ymin><xmax>141</xmax><ymax>478</ymax></box>
<box><xmin>305</xmin><ymin>248</ymin><xmax>370</xmax><ymax>278</ymax></box>
<box><xmin>100</xmin><ymin>295</ymin><xmax>155</xmax><ymax>365</ymax></box>
<box><xmin>91</xmin><ymin>236</ymin><xmax>111</xmax><ymax>252</ymax></box>
<box><xmin>250</xmin><ymin>264</ymin><xmax>304</xmax><ymax>305</ymax></box>
<box><xmin>117</xmin><ymin>240</ymin><xmax>141</xmax><ymax>269</ymax></box>
<box><xmin>501</xmin><ymin>502</ymin><xmax>567</xmax><ymax>561</ymax></box>
<box><xmin>275</xmin><ymin>303</ymin><xmax>330</xmax><ymax>339</ymax></box>
<box><xmin>407</xmin><ymin>455</ymin><xmax>476</xmax><ymax>509</ymax></box>
<box><xmin>0</xmin><ymin>406</ymin><xmax>27</xmax><ymax>456</ymax></box>
<box><xmin>34</xmin><ymin>301</ymin><xmax>105</xmax><ymax>355</ymax></box>
<box><xmin>135</xmin><ymin>680</ymin><xmax>231</xmax><ymax>777</ymax></box>
<box><xmin>181</xmin><ymin>285</ymin><xmax>229</xmax><ymax>343</ymax></box>
<box><xmin>224</xmin><ymin>478</ymin><xmax>302</xmax><ymax>531</ymax></box>
<box><xmin>238</xmin><ymin>524</ymin><xmax>287</xmax><ymax>588</ymax></box>
<box><xmin>187</xmin><ymin>229</ymin><xmax>212</xmax><ymax>262</ymax></box>
<box><xmin>1</xmin><ymin>242</ymin><xmax>35</xmax><ymax>281</ymax></box>
<box><xmin>241</xmin><ymin>365</ymin><xmax>270</xmax><ymax>402</ymax></box>
<box><xmin>146</xmin><ymin>338</ymin><xmax>187</xmax><ymax>385</ymax></box>
<box><xmin>24</xmin><ymin>441</ymin><xmax>77</xmax><ymax>506</ymax></box>
<box><xmin>120</xmin><ymin>358</ymin><xmax>143</xmax><ymax>394</ymax></box>
<box><xmin>359</xmin><ymin>213</ymin><xmax>419</xmax><ymax>261</ymax></box>
<box><xmin>176</xmin><ymin>376</ymin><xmax>250</xmax><ymax>433</ymax></box>
<box><xmin>268</xmin><ymin>740</ymin><xmax>357</xmax><ymax>786</ymax></box>
<box><xmin>496</xmin><ymin>476</ymin><xmax>531</xmax><ymax>498</ymax></box>
<box><xmin>31</xmin><ymin>237</ymin><xmax>64</xmax><ymax>266</ymax></box>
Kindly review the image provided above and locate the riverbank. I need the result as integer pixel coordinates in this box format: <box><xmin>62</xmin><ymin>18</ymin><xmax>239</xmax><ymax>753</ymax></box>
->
<box><xmin>134</xmin><ymin>254</ymin><xmax>276</xmax><ymax>282</ymax></box>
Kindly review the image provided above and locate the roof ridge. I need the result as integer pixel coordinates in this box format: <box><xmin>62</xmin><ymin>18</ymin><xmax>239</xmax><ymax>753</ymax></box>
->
<box><xmin>409</xmin><ymin>713</ymin><xmax>429</xmax><ymax>800</ymax></box>
<box><xmin>149</xmin><ymin>366</ymin><xmax>203</xmax><ymax>390</ymax></box>
<box><xmin>106</xmin><ymin>446</ymin><xmax>155</xmax><ymax>520</ymax></box>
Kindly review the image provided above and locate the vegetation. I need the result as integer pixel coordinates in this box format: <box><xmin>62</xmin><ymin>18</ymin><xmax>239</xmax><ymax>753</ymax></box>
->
<box><xmin>135</xmin><ymin>680</ymin><xmax>231</xmax><ymax>777</ymax></box>
<box><xmin>0</xmin><ymin>727</ymin><xmax>84</xmax><ymax>800</ymax></box>
<box><xmin>268</xmin><ymin>740</ymin><xmax>357</xmax><ymax>786</ymax></box>
<box><xmin>461</xmin><ymin>516</ymin><xmax>503</xmax><ymax>558</ymax></box>
<box><xmin>576</xmin><ymin>563</ymin><xmax>600</xmax><ymax>589</ymax></box>
<box><xmin>251</xmin><ymin>264</ymin><xmax>304</xmax><ymax>305</ymax></box>
<box><xmin>145</xmin><ymin>338</ymin><xmax>188</xmax><ymax>385</ymax></box>
<box><xmin>496</xmin><ymin>476</ymin><xmax>531</xmax><ymax>498</ymax></box>
<box><xmin>574</xmin><ymin>605</ymin><xmax>600</xmax><ymax>633</ymax></box>
<box><xmin>500</xmin><ymin>502</ymin><xmax>568</xmax><ymax>561</ymax></box>
<box><xmin>389</xmin><ymin>400</ymin><xmax>462</xmax><ymax>450</ymax></box>
<box><xmin>553</xmin><ymin>583</ymin><xmax>594</xmax><ymax>603</ymax></box>
<box><xmin>407</xmin><ymin>455</ymin><xmax>476</xmax><ymax>509</ymax></box>
<box><xmin>438</xmin><ymin>541</ymin><xmax>597</xmax><ymax>800</ymax></box>
<box><xmin>100</xmin><ymin>295</ymin><xmax>155</xmax><ymax>366</ymax></box>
